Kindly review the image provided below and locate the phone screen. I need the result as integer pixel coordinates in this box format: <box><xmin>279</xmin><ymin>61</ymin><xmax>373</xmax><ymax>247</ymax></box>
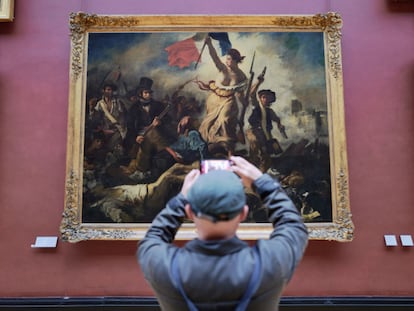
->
<box><xmin>200</xmin><ymin>160</ymin><xmax>232</xmax><ymax>174</ymax></box>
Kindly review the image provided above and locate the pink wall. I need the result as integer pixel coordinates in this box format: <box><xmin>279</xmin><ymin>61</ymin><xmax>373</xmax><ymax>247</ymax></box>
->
<box><xmin>0</xmin><ymin>0</ymin><xmax>413</xmax><ymax>297</ymax></box>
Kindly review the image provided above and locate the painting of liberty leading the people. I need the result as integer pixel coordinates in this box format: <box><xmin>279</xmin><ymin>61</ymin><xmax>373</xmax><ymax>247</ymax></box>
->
<box><xmin>83</xmin><ymin>31</ymin><xmax>332</xmax><ymax>224</ymax></box>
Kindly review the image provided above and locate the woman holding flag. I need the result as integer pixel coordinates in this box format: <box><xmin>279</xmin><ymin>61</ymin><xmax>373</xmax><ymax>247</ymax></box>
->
<box><xmin>196</xmin><ymin>35</ymin><xmax>248</xmax><ymax>158</ymax></box>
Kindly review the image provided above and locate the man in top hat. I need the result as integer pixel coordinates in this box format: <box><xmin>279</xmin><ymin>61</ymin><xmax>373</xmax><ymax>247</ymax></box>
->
<box><xmin>246</xmin><ymin>73</ymin><xmax>288</xmax><ymax>172</ymax></box>
<box><xmin>123</xmin><ymin>77</ymin><xmax>177</xmax><ymax>181</ymax></box>
<box><xmin>137</xmin><ymin>155</ymin><xmax>308</xmax><ymax>310</ymax></box>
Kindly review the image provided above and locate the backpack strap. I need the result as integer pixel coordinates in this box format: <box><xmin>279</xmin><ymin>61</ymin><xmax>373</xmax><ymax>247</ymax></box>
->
<box><xmin>170</xmin><ymin>246</ymin><xmax>261</xmax><ymax>311</ymax></box>
<box><xmin>235</xmin><ymin>245</ymin><xmax>261</xmax><ymax>311</ymax></box>
<box><xmin>171</xmin><ymin>250</ymin><xmax>198</xmax><ymax>311</ymax></box>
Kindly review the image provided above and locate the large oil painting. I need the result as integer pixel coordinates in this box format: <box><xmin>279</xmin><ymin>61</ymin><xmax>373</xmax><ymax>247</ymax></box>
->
<box><xmin>60</xmin><ymin>13</ymin><xmax>353</xmax><ymax>242</ymax></box>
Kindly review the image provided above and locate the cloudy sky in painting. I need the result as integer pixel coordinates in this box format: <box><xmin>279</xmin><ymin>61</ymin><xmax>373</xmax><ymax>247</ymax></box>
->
<box><xmin>86</xmin><ymin>31</ymin><xmax>327</xmax><ymax>145</ymax></box>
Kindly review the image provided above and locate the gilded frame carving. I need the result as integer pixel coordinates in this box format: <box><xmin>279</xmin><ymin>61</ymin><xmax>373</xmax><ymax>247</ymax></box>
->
<box><xmin>0</xmin><ymin>0</ymin><xmax>14</xmax><ymax>22</ymax></box>
<box><xmin>61</xmin><ymin>13</ymin><xmax>353</xmax><ymax>242</ymax></box>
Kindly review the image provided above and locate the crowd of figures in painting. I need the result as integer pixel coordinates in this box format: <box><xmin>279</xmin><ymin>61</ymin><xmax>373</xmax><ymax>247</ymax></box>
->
<box><xmin>81</xmin><ymin>31</ymin><xmax>333</xmax><ymax>224</ymax></box>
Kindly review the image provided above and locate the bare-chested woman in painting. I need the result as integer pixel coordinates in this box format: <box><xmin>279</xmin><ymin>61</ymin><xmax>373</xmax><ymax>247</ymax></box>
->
<box><xmin>196</xmin><ymin>35</ymin><xmax>247</xmax><ymax>158</ymax></box>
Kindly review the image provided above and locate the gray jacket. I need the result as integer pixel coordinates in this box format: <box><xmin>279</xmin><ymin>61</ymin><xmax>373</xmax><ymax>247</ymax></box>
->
<box><xmin>137</xmin><ymin>174</ymin><xmax>308</xmax><ymax>310</ymax></box>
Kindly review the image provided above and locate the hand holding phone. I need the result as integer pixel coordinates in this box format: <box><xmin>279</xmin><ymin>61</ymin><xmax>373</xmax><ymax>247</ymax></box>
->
<box><xmin>200</xmin><ymin>160</ymin><xmax>233</xmax><ymax>174</ymax></box>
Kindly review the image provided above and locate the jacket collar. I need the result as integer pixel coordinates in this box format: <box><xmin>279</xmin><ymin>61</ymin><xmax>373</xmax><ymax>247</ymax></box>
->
<box><xmin>184</xmin><ymin>236</ymin><xmax>248</xmax><ymax>256</ymax></box>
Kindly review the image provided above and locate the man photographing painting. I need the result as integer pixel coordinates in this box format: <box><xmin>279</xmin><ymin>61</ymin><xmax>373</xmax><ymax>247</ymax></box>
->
<box><xmin>137</xmin><ymin>156</ymin><xmax>308</xmax><ymax>310</ymax></box>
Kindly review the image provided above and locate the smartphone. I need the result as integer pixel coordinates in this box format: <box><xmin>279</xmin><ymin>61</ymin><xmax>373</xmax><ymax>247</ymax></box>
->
<box><xmin>200</xmin><ymin>159</ymin><xmax>233</xmax><ymax>174</ymax></box>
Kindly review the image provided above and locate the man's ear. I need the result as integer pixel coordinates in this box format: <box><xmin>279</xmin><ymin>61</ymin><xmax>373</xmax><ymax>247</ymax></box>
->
<box><xmin>185</xmin><ymin>204</ymin><xmax>195</xmax><ymax>220</ymax></box>
<box><xmin>239</xmin><ymin>205</ymin><xmax>249</xmax><ymax>222</ymax></box>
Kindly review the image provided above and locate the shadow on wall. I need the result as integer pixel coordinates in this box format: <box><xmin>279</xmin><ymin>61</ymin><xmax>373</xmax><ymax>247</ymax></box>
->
<box><xmin>386</xmin><ymin>0</ymin><xmax>414</xmax><ymax>12</ymax></box>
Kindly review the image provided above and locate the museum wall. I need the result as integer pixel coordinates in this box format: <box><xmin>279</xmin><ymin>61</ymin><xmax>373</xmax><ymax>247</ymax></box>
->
<box><xmin>0</xmin><ymin>0</ymin><xmax>413</xmax><ymax>300</ymax></box>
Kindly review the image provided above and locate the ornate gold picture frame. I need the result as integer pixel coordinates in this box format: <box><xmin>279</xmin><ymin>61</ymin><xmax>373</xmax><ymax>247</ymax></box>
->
<box><xmin>61</xmin><ymin>13</ymin><xmax>353</xmax><ymax>242</ymax></box>
<box><xmin>0</xmin><ymin>0</ymin><xmax>14</xmax><ymax>22</ymax></box>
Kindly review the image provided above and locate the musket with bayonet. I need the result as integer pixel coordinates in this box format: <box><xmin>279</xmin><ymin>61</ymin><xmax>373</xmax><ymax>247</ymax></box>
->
<box><xmin>244</xmin><ymin>51</ymin><xmax>256</xmax><ymax>104</ymax></box>
<box><xmin>237</xmin><ymin>52</ymin><xmax>256</xmax><ymax>144</ymax></box>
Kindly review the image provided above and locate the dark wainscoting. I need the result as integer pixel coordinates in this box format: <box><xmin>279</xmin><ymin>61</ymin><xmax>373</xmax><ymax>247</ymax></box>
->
<box><xmin>0</xmin><ymin>297</ymin><xmax>414</xmax><ymax>310</ymax></box>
